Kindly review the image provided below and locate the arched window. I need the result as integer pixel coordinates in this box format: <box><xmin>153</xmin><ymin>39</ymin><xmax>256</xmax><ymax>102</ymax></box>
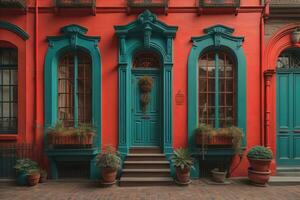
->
<box><xmin>198</xmin><ymin>50</ymin><xmax>236</xmax><ymax>128</ymax></box>
<box><xmin>277</xmin><ymin>49</ymin><xmax>300</xmax><ymax>69</ymax></box>
<box><xmin>58</xmin><ymin>51</ymin><xmax>92</xmax><ymax>127</ymax></box>
<box><xmin>132</xmin><ymin>51</ymin><xmax>161</xmax><ymax>68</ymax></box>
<box><xmin>0</xmin><ymin>46</ymin><xmax>18</xmax><ymax>133</ymax></box>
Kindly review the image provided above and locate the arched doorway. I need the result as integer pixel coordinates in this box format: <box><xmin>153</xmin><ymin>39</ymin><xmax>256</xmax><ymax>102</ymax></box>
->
<box><xmin>276</xmin><ymin>48</ymin><xmax>300</xmax><ymax>166</ymax></box>
<box><xmin>131</xmin><ymin>51</ymin><xmax>162</xmax><ymax>147</ymax></box>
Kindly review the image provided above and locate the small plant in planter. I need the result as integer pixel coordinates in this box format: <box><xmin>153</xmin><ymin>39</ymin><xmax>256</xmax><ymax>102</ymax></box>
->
<box><xmin>47</xmin><ymin>121</ymin><xmax>95</xmax><ymax>148</ymax></box>
<box><xmin>96</xmin><ymin>146</ymin><xmax>122</xmax><ymax>185</ymax></box>
<box><xmin>172</xmin><ymin>148</ymin><xmax>193</xmax><ymax>185</ymax></box>
<box><xmin>39</xmin><ymin>169</ymin><xmax>47</xmax><ymax>183</ymax></box>
<box><xmin>247</xmin><ymin>146</ymin><xmax>273</xmax><ymax>186</ymax></box>
<box><xmin>27</xmin><ymin>169</ymin><xmax>40</xmax><ymax>186</ymax></box>
<box><xmin>247</xmin><ymin>146</ymin><xmax>273</xmax><ymax>172</ymax></box>
<box><xmin>14</xmin><ymin>159</ymin><xmax>39</xmax><ymax>186</ymax></box>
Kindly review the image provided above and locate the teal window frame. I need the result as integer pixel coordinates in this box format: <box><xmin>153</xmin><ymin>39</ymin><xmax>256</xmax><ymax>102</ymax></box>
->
<box><xmin>44</xmin><ymin>24</ymin><xmax>101</xmax><ymax>148</ymax></box>
<box><xmin>188</xmin><ymin>25</ymin><xmax>247</xmax><ymax>153</ymax></box>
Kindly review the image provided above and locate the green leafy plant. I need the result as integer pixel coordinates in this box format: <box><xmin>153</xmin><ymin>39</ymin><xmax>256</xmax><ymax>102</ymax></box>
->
<box><xmin>14</xmin><ymin>159</ymin><xmax>39</xmax><ymax>174</ymax></box>
<box><xmin>195</xmin><ymin>123</ymin><xmax>214</xmax><ymax>136</ymax></box>
<box><xmin>96</xmin><ymin>146</ymin><xmax>122</xmax><ymax>170</ymax></box>
<box><xmin>218</xmin><ymin>126</ymin><xmax>243</xmax><ymax>153</ymax></box>
<box><xmin>247</xmin><ymin>146</ymin><xmax>273</xmax><ymax>160</ymax></box>
<box><xmin>47</xmin><ymin>121</ymin><xmax>95</xmax><ymax>137</ymax></box>
<box><xmin>172</xmin><ymin>148</ymin><xmax>194</xmax><ymax>171</ymax></box>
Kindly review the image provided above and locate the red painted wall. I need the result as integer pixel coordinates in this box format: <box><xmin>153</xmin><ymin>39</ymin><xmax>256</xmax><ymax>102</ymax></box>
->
<box><xmin>0</xmin><ymin>0</ymin><xmax>263</xmax><ymax>176</ymax></box>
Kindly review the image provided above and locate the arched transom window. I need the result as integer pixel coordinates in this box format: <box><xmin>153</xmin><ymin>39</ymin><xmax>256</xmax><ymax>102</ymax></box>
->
<box><xmin>132</xmin><ymin>51</ymin><xmax>161</xmax><ymax>68</ymax></box>
<box><xmin>198</xmin><ymin>50</ymin><xmax>236</xmax><ymax>128</ymax></box>
<box><xmin>277</xmin><ymin>49</ymin><xmax>300</xmax><ymax>69</ymax></box>
<box><xmin>58</xmin><ymin>51</ymin><xmax>92</xmax><ymax>127</ymax></box>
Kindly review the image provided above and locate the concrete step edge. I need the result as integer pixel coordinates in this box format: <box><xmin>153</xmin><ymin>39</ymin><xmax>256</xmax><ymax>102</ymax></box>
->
<box><xmin>123</xmin><ymin>169</ymin><xmax>170</xmax><ymax>172</ymax></box>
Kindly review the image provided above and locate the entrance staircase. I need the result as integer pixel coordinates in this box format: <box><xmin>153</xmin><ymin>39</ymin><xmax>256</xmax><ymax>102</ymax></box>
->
<box><xmin>119</xmin><ymin>147</ymin><xmax>174</xmax><ymax>186</ymax></box>
<box><xmin>269</xmin><ymin>167</ymin><xmax>300</xmax><ymax>186</ymax></box>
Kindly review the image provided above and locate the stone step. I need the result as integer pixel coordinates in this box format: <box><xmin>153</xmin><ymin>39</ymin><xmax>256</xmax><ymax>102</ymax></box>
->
<box><xmin>129</xmin><ymin>147</ymin><xmax>162</xmax><ymax>154</ymax></box>
<box><xmin>126</xmin><ymin>153</ymin><xmax>166</xmax><ymax>161</ymax></box>
<box><xmin>122</xmin><ymin>168</ymin><xmax>170</xmax><ymax>177</ymax></box>
<box><xmin>276</xmin><ymin>167</ymin><xmax>300</xmax><ymax>177</ymax></box>
<box><xmin>119</xmin><ymin>177</ymin><xmax>174</xmax><ymax>187</ymax></box>
<box><xmin>123</xmin><ymin>160</ymin><xmax>170</xmax><ymax>169</ymax></box>
<box><xmin>269</xmin><ymin>176</ymin><xmax>300</xmax><ymax>186</ymax></box>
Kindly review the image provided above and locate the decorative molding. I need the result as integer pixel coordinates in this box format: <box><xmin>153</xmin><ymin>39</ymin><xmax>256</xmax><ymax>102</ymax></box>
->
<box><xmin>114</xmin><ymin>10</ymin><xmax>177</xmax><ymax>169</ymax></box>
<box><xmin>0</xmin><ymin>21</ymin><xmax>29</xmax><ymax>40</ymax></box>
<box><xmin>44</xmin><ymin>24</ymin><xmax>101</xmax><ymax>180</ymax></box>
<box><xmin>187</xmin><ymin>25</ymin><xmax>246</xmax><ymax>178</ymax></box>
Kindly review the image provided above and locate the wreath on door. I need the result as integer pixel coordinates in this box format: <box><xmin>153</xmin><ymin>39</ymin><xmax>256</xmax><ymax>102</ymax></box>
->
<box><xmin>138</xmin><ymin>76</ymin><xmax>153</xmax><ymax>113</ymax></box>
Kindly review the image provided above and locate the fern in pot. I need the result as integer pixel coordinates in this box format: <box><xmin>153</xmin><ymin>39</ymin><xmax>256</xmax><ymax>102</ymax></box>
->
<box><xmin>172</xmin><ymin>148</ymin><xmax>193</xmax><ymax>185</ymax></box>
<box><xmin>96</xmin><ymin>146</ymin><xmax>122</xmax><ymax>185</ymax></box>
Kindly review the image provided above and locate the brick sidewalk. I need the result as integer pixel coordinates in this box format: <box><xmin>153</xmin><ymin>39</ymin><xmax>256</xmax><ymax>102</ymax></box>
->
<box><xmin>0</xmin><ymin>179</ymin><xmax>299</xmax><ymax>200</ymax></box>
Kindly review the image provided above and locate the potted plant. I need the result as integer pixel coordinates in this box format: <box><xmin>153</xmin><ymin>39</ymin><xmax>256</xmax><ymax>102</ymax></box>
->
<box><xmin>211</xmin><ymin>168</ymin><xmax>227</xmax><ymax>183</ymax></box>
<box><xmin>39</xmin><ymin>169</ymin><xmax>47</xmax><ymax>183</ymax></box>
<box><xmin>247</xmin><ymin>146</ymin><xmax>273</xmax><ymax>172</ymax></box>
<box><xmin>14</xmin><ymin>159</ymin><xmax>39</xmax><ymax>186</ymax></box>
<box><xmin>96</xmin><ymin>146</ymin><xmax>122</xmax><ymax>185</ymax></box>
<box><xmin>195</xmin><ymin>123</ymin><xmax>215</xmax><ymax>145</ymax></box>
<box><xmin>47</xmin><ymin>121</ymin><xmax>95</xmax><ymax>148</ymax></box>
<box><xmin>172</xmin><ymin>148</ymin><xmax>193</xmax><ymax>185</ymax></box>
<box><xmin>27</xmin><ymin>169</ymin><xmax>40</xmax><ymax>186</ymax></box>
<box><xmin>247</xmin><ymin>146</ymin><xmax>273</xmax><ymax>186</ymax></box>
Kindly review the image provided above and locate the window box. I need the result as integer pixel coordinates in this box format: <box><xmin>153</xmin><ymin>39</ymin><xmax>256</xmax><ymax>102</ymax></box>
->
<box><xmin>0</xmin><ymin>0</ymin><xmax>26</xmax><ymax>9</ymax></box>
<box><xmin>127</xmin><ymin>0</ymin><xmax>169</xmax><ymax>14</ymax></box>
<box><xmin>199</xmin><ymin>0</ymin><xmax>240</xmax><ymax>8</ymax></box>
<box><xmin>47</xmin><ymin>129</ymin><xmax>95</xmax><ymax>149</ymax></box>
<box><xmin>54</xmin><ymin>0</ymin><xmax>95</xmax><ymax>8</ymax></box>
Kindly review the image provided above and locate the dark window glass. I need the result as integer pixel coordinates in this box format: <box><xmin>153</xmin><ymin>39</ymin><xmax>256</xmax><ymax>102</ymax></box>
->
<box><xmin>277</xmin><ymin>49</ymin><xmax>300</xmax><ymax>69</ymax></box>
<box><xmin>133</xmin><ymin>51</ymin><xmax>161</xmax><ymax>68</ymax></box>
<box><xmin>0</xmin><ymin>48</ymin><xmax>18</xmax><ymax>133</ymax></box>
<box><xmin>58</xmin><ymin>52</ymin><xmax>92</xmax><ymax>127</ymax></box>
<box><xmin>198</xmin><ymin>51</ymin><xmax>236</xmax><ymax>128</ymax></box>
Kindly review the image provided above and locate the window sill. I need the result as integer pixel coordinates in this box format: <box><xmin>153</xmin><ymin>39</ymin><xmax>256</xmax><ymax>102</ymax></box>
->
<box><xmin>0</xmin><ymin>134</ymin><xmax>18</xmax><ymax>141</ymax></box>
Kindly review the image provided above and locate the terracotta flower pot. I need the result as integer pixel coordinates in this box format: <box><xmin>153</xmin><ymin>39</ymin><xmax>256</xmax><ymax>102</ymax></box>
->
<box><xmin>211</xmin><ymin>169</ymin><xmax>227</xmax><ymax>183</ymax></box>
<box><xmin>27</xmin><ymin>172</ymin><xmax>40</xmax><ymax>186</ymax></box>
<box><xmin>101</xmin><ymin>167</ymin><xmax>117</xmax><ymax>184</ymax></box>
<box><xmin>176</xmin><ymin>167</ymin><xmax>190</xmax><ymax>184</ymax></box>
<box><xmin>195</xmin><ymin>134</ymin><xmax>232</xmax><ymax>146</ymax></box>
<box><xmin>248</xmin><ymin>168</ymin><xmax>271</xmax><ymax>186</ymax></box>
<box><xmin>48</xmin><ymin>132</ymin><xmax>94</xmax><ymax>148</ymax></box>
<box><xmin>248</xmin><ymin>158</ymin><xmax>271</xmax><ymax>172</ymax></box>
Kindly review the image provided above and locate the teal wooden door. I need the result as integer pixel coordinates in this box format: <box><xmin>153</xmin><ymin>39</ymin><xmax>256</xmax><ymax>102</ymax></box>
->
<box><xmin>277</xmin><ymin>72</ymin><xmax>300</xmax><ymax>166</ymax></box>
<box><xmin>131</xmin><ymin>70</ymin><xmax>161</xmax><ymax>146</ymax></box>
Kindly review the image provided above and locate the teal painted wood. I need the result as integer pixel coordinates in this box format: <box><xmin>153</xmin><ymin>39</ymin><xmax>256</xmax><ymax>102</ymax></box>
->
<box><xmin>44</xmin><ymin>24</ymin><xmax>101</xmax><ymax>180</ymax></box>
<box><xmin>74</xmin><ymin>54</ymin><xmax>79</xmax><ymax>128</ymax></box>
<box><xmin>0</xmin><ymin>21</ymin><xmax>29</xmax><ymax>40</ymax></box>
<box><xmin>187</xmin><ymin>25</ymin><xmax>246</xmax><ymax>178</ymax></box>
<box><xmin>115</xmin><ymin>10</ymin><xmax>177</xmax><ymax>177</ymax></box>
<box><xmin>131</xmin><ymin>71</ymin><xmax>161</xmax><ymax>146</ymax></box>
<box><xmin>277</xmin><ymin>71</ymin><xmax>300</xmax><ymax>166</ymax></box>
<box><xmin>215</xmin><ymin>53</ymin><xmax>219</xmax><ymax>128</ymax></box>
<box><xmin>115</xmin><ymin>10</ymin><xmax>177</xmax><ymax>154</ymax></box>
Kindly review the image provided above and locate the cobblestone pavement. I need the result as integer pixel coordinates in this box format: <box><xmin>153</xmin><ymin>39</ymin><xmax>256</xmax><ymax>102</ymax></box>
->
<box><xmin>0</xmin><ymin>179</ymin><xmax>300</xmax><ymax>200</ymax></box>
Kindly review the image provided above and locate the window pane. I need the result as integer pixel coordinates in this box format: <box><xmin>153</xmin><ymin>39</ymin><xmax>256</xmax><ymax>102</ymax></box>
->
<box><xmin>0</xmin><ymin>48</ymin><xmax>18</xmax><ymax>132</ymax></box>
<box><xmin>277</xmin><ymin>49</ymin><xmax>300</xmax><ymax>69</ymax></box>
<box><xmin>58</xmin><ymin>52</ymin><xmax>92</xmax><ymax>127</ymax></box>
<box><xmin>198</xmin><ymin>50</ymin><xmax>236</xmax><ymax>128</ymax></box>
<box><xmin>133</xmin><ymin>51</ymin><xmax>161</xmax><ymax>68</ymax></box>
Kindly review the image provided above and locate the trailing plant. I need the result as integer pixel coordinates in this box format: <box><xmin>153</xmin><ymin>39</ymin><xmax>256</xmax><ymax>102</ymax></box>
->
<box><xmin>96</xmin><ymin>146</ymin><xmax>122</xmax><ymax>170</ymax></box>
<box><xmin>218</xmin><ymin>126</ymin><xmax>243</xmax><ymax>153</ymax></box>
<box><xmin>172</xmin><ymin>148</ymin><xmax>194</xmax><ymax>171</ymax></box>
<box><xmin>47</xmin><ymin>121</ymin><xmax>95</xmax><ymax>137</ymax></box>
<box><xmin>138</xmin><ymin>76</ymin><xmax>153</xmax><ymax>93</ymax></box>
<box><xmin>14</xmin><ymin>159</ymin><xmax>39</xmax><ymax>174</ymax></box>
<box><xmin>138</xmin><ymin>76</ymin><xmax>153</xmax><ymax>113</ymax></box>
<box><xmin>247</xmin><ymin>146</ymin><xmax>273</xmax><ymax>160</ymax></box>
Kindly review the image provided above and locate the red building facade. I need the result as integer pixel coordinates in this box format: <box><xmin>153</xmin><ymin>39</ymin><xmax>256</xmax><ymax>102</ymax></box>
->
<box><xmin>0</xmin><ymin>0</ymin><xmax>299</xmax><ymax>181</ymax></box>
